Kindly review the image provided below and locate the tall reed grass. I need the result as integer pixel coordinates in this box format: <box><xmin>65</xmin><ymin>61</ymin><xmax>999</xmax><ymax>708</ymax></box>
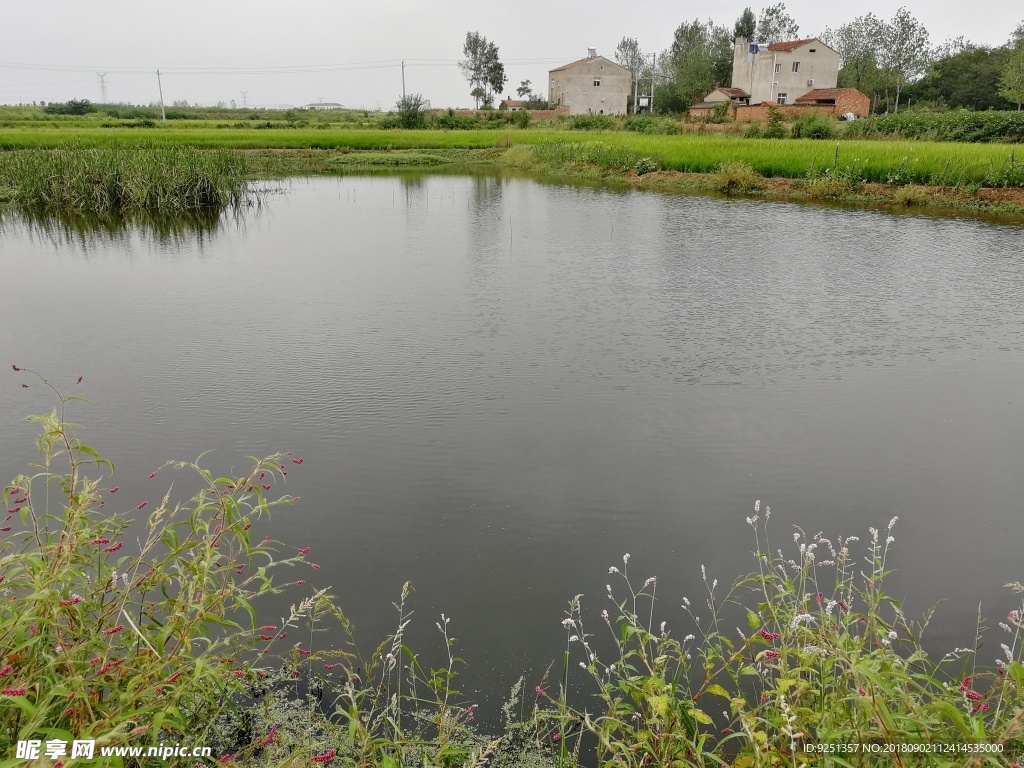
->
<box><xmin>0</xmin><ymin>145</ymin><xmax>250</xmax><ymax>216</ymax></box>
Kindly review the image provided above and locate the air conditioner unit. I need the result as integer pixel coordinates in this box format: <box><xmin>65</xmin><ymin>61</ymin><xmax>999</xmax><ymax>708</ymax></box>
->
<box><xmin>807</xmin><ymin>79</ymin><xmax>814</xmax><ymax>86</ymax></box>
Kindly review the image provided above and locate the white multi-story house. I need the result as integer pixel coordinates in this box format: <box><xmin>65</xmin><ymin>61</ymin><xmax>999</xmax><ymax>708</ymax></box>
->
<box><xmin>729</xmin><ymin>37</ymin><xmax>841</xmax><ymax>105</ymax></box>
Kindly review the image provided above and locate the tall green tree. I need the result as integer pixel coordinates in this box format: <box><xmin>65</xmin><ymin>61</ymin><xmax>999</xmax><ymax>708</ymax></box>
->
<box><xmin>659</xmin><ymin>18</ymin><xmax>732</xmax><ymax>110</ymax></box>
<box><xmin>756</xmin><ymin>3</ymin><xmax>799</xmax><ymax>44</ymax></box>
<box><xmin>614</xmin><ymin>38</ymin><xmax>645</xmax><ymax>82</ymax></box>
<box><xmin>822</xmin><ymin>14</ymin><xmax>887</xmax><ymax>109</ymax></box>
<box><xmin>733</xmin><ymin>8</ymin><xmax>756</xmax><ymax>41</ymax></box>
<box><xmin>459</xmin><ymin>32</ymin><xmax>505</xmax><ymax>108</ymax></box>
<box><xmin>909</xmin><ymin>45</ymin><xmax>1013</xmax><ymax>110</ymax></box>
<box><xmin>460</xmin><ymin>32</ymin><xmax>489</xmax><ymax>108</ymax></box>
<box><xmin>1001</xmin><ymin>47</ymin><xmax>1024</xmax><ymax>109</ymax></box>
<box><xmin>485</xmin><ymin>49</ymin><xmax>507</xmax><ymax>106</ymax></box>
<box><xmin>615</xmin><ymin>37</ymin><xmax>646</xmax><ymax>113</ymax></box>
<box><xmin>880</xmin><ymin>7</ymin><xmax>931</xmax><ymax>112</ymax></box>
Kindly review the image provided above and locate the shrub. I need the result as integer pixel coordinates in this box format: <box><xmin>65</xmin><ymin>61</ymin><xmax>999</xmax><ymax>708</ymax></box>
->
<box><xmin>624</xmin><ymin>116</ymin><xmax>656</xmax><ymax>133</ymax></box>
<box><xmin>711</xmin><ymin>160</ymin><xmax>764</xmax><ymax>193</ymax></box>
<box><xmin>42</xmin><ymin>99</ymin><xmax>95</xmax><ymax>116</ymax></box>
<box><xmin>890</xmin><ymin>184</ymin><xmax>931</xmax><ymax>206</ymax></box>
<box><xmin>845</xmin><ymin>109</ymin><xmax>1024</xmax><ymax>143</ymax></box>
<box><xmin>634</xmin><ymin>157</ymin><xmax>657</xmax><ymax>175</ymax></box>
<box><xmin>744</xmin><ymin>121</ymin><xmax>763</xmax><ymax>138</ymax></box>
<box><xmin>431</xmin><ymin>110</ymin><xmax>478</xmax><ymax>130</ymax></box>
<box><xmin>762</xmin><ymin>105</ymin><xmax>788</xmax><ymax>139</ymax></box>
<box><xmin>568</xmin><ymin>114</ymin><xmax>614</xmax><ymax>131</ymax></box>
<box><xmin>791</xmin><ymin>111</ymin><xmax>836</xmax><ymax>140</ymax></box>
<box><xmin>395</xmin><ymin>93</ymin><xmax>428</xmax><ymax>129</ymax></box>
<box><xmin>707</xmin><ymin>100</ymin><xmax>731</xmax><ymax>124</ymax></box>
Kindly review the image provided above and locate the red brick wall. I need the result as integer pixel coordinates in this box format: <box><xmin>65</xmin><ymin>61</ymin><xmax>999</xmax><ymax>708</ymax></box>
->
<box><xmin>437</xmin><ymin>106</ymin><xmax>570</xmax><ymax>120</ymax></box>
<box><xmin>690</xmin><ymin>92</ymin><xmax>870</xmax><ymax>121</ymax></box>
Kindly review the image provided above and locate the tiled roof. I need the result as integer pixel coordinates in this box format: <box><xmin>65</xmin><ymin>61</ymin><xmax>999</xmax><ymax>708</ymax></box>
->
<box><xmin>766</xmin><ymin>38</ymin><xmax>817</xmax><ymax>52</ymax></box>
<box><xmin>716</xmin><ymin>87</ymin><xmax>749</xmax><ymax>98</ymax></box>
<box><xmin>550</xmin><ymin>55</ymin><xmax>625</xmax><ymax>72</ymax></box>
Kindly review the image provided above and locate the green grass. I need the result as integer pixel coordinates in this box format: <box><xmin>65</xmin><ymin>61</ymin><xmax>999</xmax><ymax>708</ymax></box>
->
<box><xmin>2</xmin><ymin>127</ymin><xmax>1021</xmax><ymax>186</ymax></box>
<box><xmin>527</xmin><ymin>134</ymin><xmax>1024</xmax><ymax>187</ymax></box>
<box><xmin>0</xmin><ymin>145</ymin><xmax>250</xmax><ymax>215</ymax></box>
<box><xmin>326</xmin><ymin>151</ymin><xmax>454</xmax><ymax>167</ymax></box>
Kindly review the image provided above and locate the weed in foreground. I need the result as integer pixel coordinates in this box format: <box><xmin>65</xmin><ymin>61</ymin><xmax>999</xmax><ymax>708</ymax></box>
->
<box><xmin>535</xmin><ymin>503</ymin><xmax>1024</xmax><ymax>767</ymax></box>
<box><xmin>3</xmin><ymin>371</ymin><xmax>1023</xmax><ymax>766</ymax></box>
<box><xmin>0</xmin><ymin>370</ymin><xmax>553</xmax><ymax>767</ymax></box>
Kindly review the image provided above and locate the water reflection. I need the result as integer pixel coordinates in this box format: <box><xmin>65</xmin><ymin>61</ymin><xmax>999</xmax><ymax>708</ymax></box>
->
<box><xmin>0</xmin><ymin>203</ymin><xmax>266</xmax><ymax>254</ymax></box>
<box><xmin>2</xmin><ymin>172</ymin><xmax>1023</xmax><ymax>719</ymax></box>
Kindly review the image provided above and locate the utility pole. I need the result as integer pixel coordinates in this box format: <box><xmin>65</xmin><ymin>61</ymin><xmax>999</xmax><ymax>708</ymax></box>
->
<box><xmin>97</xmin><ymin>73</ymin><xmax>108</xmax><ymax>103</ymax></box>
<box><xmin>156</xmin><ymin>69</ymin><xmax>166</xmax><ymax>120</ymax></box>
<box><xmin>649</xmin><ymin>53</ymin><xmax>656</xmax><ymax>115</ymax></box>
<box><xmin>241</xmin><ymin>90</ymin><xmax>248</xmax><ymax>107</ymax></box>
<box><xmin>401</xmin><ymin>60</ymin><xmax>406</xmax><ymax>101</ymax></box>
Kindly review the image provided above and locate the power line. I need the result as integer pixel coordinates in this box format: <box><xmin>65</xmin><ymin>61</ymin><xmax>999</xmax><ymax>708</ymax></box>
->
<box><xmin>0</xmin><ymin>57</ymin><xmax>584</xmax><ymax>77</ymax></box>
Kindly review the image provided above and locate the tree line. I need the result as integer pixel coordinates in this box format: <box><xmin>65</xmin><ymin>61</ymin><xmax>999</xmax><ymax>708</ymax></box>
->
<box><xmin>446</xmin><ymin>12</ymin><xmax>1024</xmax><ymax>117</ymax></box>
<box><xmin>612</xmin><ymin>4</ymin><xmax>1024</xmax><ymax>114</ymax></box>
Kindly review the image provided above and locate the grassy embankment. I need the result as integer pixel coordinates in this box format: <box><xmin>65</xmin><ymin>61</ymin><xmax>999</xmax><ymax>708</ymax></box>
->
<box><xmin>2</xmin><ymin>124</ymin><xmax>1024</xmax><ymax>215</ymax></box>
<box><xmin>2</xmin><ymin>374</ymin><xmax>1023</xmax><ymax>767</ymax></box>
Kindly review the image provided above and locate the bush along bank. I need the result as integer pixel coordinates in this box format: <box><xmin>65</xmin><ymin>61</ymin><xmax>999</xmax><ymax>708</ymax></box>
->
<box><xmin>2</xmin><ymin>370</ymin><xmax>1023</xmax><ymax>767</ymax></box>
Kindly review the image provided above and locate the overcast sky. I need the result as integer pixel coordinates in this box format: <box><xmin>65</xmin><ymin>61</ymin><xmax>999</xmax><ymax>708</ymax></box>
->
<box><xmin>1</xmin><ymin>0</ymin><xmax>1020</xmax><ymax>110</ymax></box>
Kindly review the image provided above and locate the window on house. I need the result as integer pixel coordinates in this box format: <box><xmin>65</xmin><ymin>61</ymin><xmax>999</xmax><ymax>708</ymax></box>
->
<box><xmin>774</xmin><ymin>62</ymin><xmax>781</xmax><ymax>73</ymax></box>
<box><xmin>792</xmin><ymin>61</ymin><xmax>800</xmax><ymax>72</ymax></box>
<box><xmin>809</xmin><ymin>48</ymin><xmax>817</xmax><ymax>53</ymax></box>
<box><xmin>593</xmin><ymin>78</ymin><xmax>601</xmax><ymax>86</ymax></box>
<box><xmin>776</xmin><ymin>93</ymin><xmax>788</xmax><ymax>104</ymax></box>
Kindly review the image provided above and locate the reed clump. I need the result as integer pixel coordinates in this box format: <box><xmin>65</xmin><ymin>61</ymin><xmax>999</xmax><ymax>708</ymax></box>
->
<box><xmin>0</xmin><ymin>145</ymin><xmax>250</xmax><ymax>216</ymax></box>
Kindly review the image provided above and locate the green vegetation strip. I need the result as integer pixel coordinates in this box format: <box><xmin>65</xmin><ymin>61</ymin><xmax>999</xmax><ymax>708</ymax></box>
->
<box><xmin>2</xmin><ymin>128</ymin><xmax>1021</xmax><ymax>187</ymax></box>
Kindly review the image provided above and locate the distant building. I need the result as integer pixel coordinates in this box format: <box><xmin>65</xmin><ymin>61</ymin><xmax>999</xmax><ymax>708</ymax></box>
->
<box><xmin>303</xmin><ymin>102</ymin><xmax>345</xmax><ymax>110</ymax></box>
<box><xmin>731</xmin><ymin>37</ymin><xmax>840</xmax><ymax>105</ymax></box>
<box><xmin>499</xmin><ymin>99</ymin><xmax>527</xmax><ymax>111</ymax></box>
<box><xmin>689</xmin><ymin>87</ymin><xmax>753</xmax><ymax>111</ymax></box>
<box><xmin>548</xmin><ymin>50</ymin><xmax>631</xmax><ymax>115</ymax></box>
<box><xmin>690</xmin><ymin>37</ymin><xmax>870</xmax><ymax>119</ymax></box>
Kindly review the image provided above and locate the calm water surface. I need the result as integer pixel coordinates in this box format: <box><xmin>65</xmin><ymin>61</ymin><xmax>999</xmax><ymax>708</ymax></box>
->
<box><xmin>3</xmin><ymin>173</ymin><xmax>1023</xmax><ymax>709</ymax></box>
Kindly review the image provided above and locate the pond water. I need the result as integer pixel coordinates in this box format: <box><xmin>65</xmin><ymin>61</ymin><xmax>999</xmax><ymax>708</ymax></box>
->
<box><xmin>3</xmin><ymin>172</ymin><xmax>1023</xmax><ymax>713</ymax></box>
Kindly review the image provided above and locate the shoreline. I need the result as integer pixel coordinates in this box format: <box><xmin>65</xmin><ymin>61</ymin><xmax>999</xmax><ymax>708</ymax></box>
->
<box><xmin>241</xmin><ymin>147</ymin><xmax>1024</xmax><ymax>219</ymax></box>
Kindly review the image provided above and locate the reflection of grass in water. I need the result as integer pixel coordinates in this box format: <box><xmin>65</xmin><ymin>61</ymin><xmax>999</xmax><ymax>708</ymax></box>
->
<box><xmin>326</xmin><ymin>151</ymin><xmax>452</xmax><ymax>167</ymax></box>
<box><xmin>0</xmin><ymin>145</ymin><xmax>253</xmax><ymax>216</ymax></box>
<box><xmin>0</xmin><ymin>201</ymin><xmax>261</xmax><ymax>248</ymax></box>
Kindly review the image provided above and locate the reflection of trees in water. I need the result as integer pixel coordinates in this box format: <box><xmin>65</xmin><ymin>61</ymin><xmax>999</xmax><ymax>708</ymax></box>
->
<box><xmin>469</xmin><ymin>175</ymin><xmax>504</xmax><ymax>221</ymax></box>
<box><xmin>0</xmin><ymin>202</ymin><xmax>262</xmax><ymax>252</ymax></box>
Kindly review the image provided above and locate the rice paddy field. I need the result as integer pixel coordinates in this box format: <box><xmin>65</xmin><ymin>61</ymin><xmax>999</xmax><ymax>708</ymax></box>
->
<box><xmin>1</xmin><ymin>125</ymin><xmax>1021</xmax><ymax>188</ymax></box>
